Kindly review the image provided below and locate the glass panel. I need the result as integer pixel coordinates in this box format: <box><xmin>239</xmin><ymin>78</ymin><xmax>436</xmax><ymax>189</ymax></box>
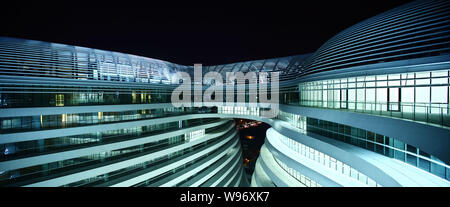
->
<box><xmin>416</xmin><ymin>87</ymin><xmax>430</xmax><ymax>103</ymax></box>
<box><xmin>340</xmin><ymin>89</ymin><xmax>348</xmax><ymax>109</ymax></box>
<box><xmin>406</xmin><ymin>154</ymin><xmax>418</xmax><ymax>166</ymax></box>
<box><xmin>419</xmin><ymin>158</ymin><xmax>431</xmax><ymax>172</ymax></box>
<box><xmin>357</xmin><ymin>89</ymin><xmax>365</xmax><ymax>110</ymax></box>
<box><xmin>366</xmin><ymin>89</ymin><xmax>375</xmax><ymax>103</ymax></box>
<box><xmin>388</xmin><ymin>88</ymin><xmax>400</xmax><ymax>111</ymax></box>
<box><xmin>348</xmin><ymin>89</ymin><xmax>356</xmax><ymax>109</ymax></box>
<box><xmin>401</xmin><ymin>87</ymin><xmax>414</xmax><ymax>113</ymax></box>
<box><xmin>416</xmin><ymin>71</ymin><xmax>430</xmax><ymax>79</ymax></box>
<box><xmin>431</xmin><ymin>86</ymin><xmax>447</xmax><ymax>103</ymax></box>
<box><xmin>377</xmin><ymin>88</ymin><xmax>387</xmax><ymax>111</ymax></box>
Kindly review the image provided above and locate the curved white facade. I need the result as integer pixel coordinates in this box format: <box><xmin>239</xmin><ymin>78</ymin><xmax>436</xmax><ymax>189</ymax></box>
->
<box><xmin>0</xmin><ymin>104</ymin><xmax>245</xmax><ymax>187</ymax></box>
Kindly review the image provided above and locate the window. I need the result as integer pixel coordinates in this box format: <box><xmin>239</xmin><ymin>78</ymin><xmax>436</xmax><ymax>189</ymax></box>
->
<box><xmin>377</xmin><ymin>88</ymin><xmax>387</xmax><ymax>110</ymax></box>
<box><xmin>415</xmin><ymin>86</ymin><xmax>430</xmax><ymax>103</ymax></box>
<box><xmin>366</xmin><ymin>88</ymin><xmax>375</xmax><ymax>110</ymax></box>
<box><xmin>388</xmin><ymin>88</ymin><xmax>400</xmax><ymax>111</ymax></box>
<box><xmin>401</xmin><ymin>87</ymin><xmax>414</xmax><ymax>113</ymax></box>
<box><xmin>356</xmin><ymin>88</ymin><xmax>365</xmax><ymax>110</ymax></box>
<box><xmin>340</xmin><ymin>88</ymin><xmax>348</xmax><ymax>109</ymax></box>
<box><xmin>56</xmin><ymin>94</ymin><xmax>64</xmax><ymax>106</ymax></box>
<box><xmin>431</xmin><ymin>86</ymin><xmax>447</xmax><ymax>103</ymax></box>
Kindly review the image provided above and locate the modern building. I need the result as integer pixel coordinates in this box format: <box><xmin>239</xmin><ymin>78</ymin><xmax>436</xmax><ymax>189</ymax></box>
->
<box><xmin>0</xmin><ymin>0</ymin><xmax>449</xmax><ymax>187</ymax></box>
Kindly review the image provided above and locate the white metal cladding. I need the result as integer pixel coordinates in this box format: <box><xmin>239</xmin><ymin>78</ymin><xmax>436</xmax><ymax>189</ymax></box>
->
<box><xmin>0</xmin><ymin>37</ymin><xmax>191</xmax><ymax>84</ymax></box>
<box><xmin>300</xmin><ymin>0</ymin><xmax>450</xmax><ymax>77</ymax></box>
<box><xmin>26</xmin><ymin>127</ymin><xmax>238</xmax><ymax>187</ymax></box>
<box><xmin>0</xmin><ymin>120</ymin><xmax>234</xmax><ymax>171</ymax></box>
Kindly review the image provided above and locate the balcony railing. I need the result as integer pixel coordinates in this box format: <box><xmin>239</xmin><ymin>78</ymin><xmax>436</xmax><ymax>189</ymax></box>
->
<box><xmin>290</xmin><ymin>100</ymin><xmax>450</xmax><ymax>128</ymax></box>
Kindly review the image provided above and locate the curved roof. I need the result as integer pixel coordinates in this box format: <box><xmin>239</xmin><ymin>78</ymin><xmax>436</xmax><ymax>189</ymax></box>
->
<box><xmin>0</xmin><ymin>37</ymin><xmax>191</xmax><ymax>84</ymax></box>
<box><xmin>299</xmin><ymin>0</ymin><xmax>450</xmax><ymax>77</ymax></box>
<box><xmin>202</xmin><ymin>54</ymin><xmax>311</xmax><ymax>82</ymax></box>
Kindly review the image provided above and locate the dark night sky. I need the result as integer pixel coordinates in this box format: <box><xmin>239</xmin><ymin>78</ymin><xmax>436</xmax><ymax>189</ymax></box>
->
<box><xmin>0</xmin><ymin>1</ymin><xmax>411</xmax><ymax>66</ymax></box>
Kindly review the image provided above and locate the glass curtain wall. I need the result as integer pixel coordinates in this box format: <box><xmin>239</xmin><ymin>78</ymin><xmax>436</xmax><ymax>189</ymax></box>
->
<box><xmin>298</xmin><ymin>69</ymin><xmax>450</xmax><ymax>126</ymax></box>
